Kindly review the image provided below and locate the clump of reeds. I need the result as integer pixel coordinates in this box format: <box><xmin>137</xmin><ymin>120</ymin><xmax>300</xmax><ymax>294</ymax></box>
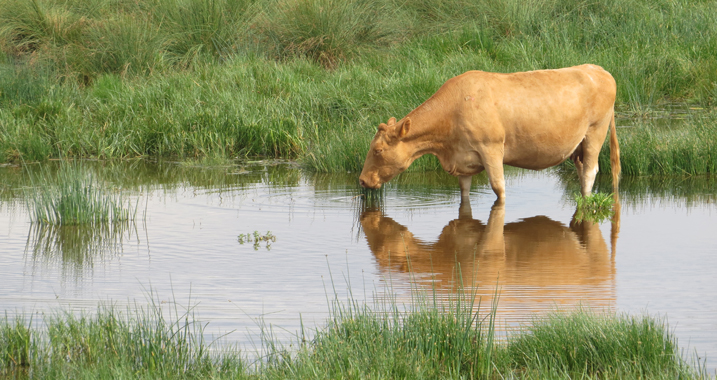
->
<box><xmin>261</xmin><ymin>290</ymin><xmax>496</xmax><ymax>378</ymax></box>
<box><xmin>28</xmin><ymin>164</ymin><xmax>137</xmax><ymax>225</ymax></box>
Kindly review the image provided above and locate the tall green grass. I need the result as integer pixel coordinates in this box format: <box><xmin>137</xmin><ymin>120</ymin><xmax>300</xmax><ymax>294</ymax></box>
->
<box><xmin>0</xmin><ymin>291</ymin><xmax>704</xmax><ymax>379</ymax></box>
<box><xmin>1</xmin><ymin>0</ymin><xmax>717</xmax><ymax>171</ymax></box>
<box><xmin>0</xmin><ymin>315</ymin><xmax>32</xmax><ymax>371</ymax></box>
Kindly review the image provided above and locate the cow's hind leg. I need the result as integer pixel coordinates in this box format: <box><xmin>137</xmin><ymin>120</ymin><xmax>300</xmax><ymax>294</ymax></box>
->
<box><xmin>570</xmin><ymin>141</ymin><xmax>588</xmax><ymax>194</ymax></box>
<box><xmin>570</xmin><ymin>142</ymin><xmax>584</xmax><ymax>183</ymax></box>
<box><xmin>578</xmin><ymin>124</ymin><xmax>609</xmax><ymax>197</ymax></box>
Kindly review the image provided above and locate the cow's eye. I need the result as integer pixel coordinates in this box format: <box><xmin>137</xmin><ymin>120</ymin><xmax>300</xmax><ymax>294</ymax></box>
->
<box><xmin>374</xmin><ymin>149</ymin><xmax>383</xmax><ymax>156</ymax></box>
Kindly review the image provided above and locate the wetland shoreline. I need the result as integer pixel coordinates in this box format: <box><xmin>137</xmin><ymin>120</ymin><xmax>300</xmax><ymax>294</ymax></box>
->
<box><xmin>0</xmin><ymin>292</ymin><xmax>707</xmax><ymax>379</ymax></box>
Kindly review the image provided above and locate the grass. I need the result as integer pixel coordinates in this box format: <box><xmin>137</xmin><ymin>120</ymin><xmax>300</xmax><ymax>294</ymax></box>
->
<box><xmin>508</xmin><ymin>309</ymin><xmax>691</xmax><ymax>378</ymax></box>
<box><xmin>0</xmin><ymin>290</ymin><xmax>706</xmax><ymax>379</ymax></box>
<box><xmin>27</xmin><ymin>162</ymin><xmax>138</xmax><ymax>225</ymax></box>
<box><xmin>609</xmin><ymin>114</ymin><xmax>717</xmax><ymax>176</ymax></box>
<box><xmin>1</xmin><ymin>294</ymin><xmax>246</xmax><ymax>379</ymax></box>
<box><xmin>574</xmin><ymin>192</ymin><xmax>615</xmax><ymax>223</ymax></box>
<box><xmin>0</xmin><ymin>0</ymin><xmax>716</xmax><ymax>174</ymax></box>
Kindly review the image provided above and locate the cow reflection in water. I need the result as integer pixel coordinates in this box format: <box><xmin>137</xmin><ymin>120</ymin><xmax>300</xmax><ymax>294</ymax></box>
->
<box><xmin>360</xmin><ymin>201</ymin><xmax>619</xmax><ymax>322</ymax></box>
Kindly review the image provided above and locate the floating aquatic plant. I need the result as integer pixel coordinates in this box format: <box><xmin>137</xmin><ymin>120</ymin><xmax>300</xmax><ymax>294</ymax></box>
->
<box><xmin>238</xmin><ymin>230</ymin><xmax>276</xmax><ymax>250</ymax></box>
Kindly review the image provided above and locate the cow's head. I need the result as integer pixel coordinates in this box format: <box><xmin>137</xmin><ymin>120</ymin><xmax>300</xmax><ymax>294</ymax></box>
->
<box><xmin>359</xmin><ymin>117</ymin><xmax>412</xmax><ymax>189</ymax></box>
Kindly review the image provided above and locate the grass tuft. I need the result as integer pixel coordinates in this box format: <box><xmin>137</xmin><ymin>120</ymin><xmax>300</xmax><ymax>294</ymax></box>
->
<box><xmin>251</xmin><ymin>0</ymin><xmax>397</xmax><ymax>68</ymax></box>
<box><xmin>508</xmin><ymin>309</ymin><xmax>688</xmax><ymax>377</ymax></box>
<box><xmin>28</xmin><ymin>163</ymin><xmax>137</xmax><ymax>225</ymax></box>
<box><xmin>0</xmin><ymin>314</ymin><xmax>33</xmax><ymax>373</ymax></box>
<box><xmin>574</xmin><ymin>192</ymin><xmax>615</xmax><ymax>223</ymax></box>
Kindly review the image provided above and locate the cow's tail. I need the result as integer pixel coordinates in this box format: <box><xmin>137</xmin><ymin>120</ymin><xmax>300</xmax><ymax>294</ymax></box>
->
<box><xmin>609</xmin><ymin>108</ymin><xmax>621</xmax><ymax>193</ymax></box>
<box><xmin>609</xmin><ymin>108</ymin><xmax>621</xmax><ymax>258</ymax></box>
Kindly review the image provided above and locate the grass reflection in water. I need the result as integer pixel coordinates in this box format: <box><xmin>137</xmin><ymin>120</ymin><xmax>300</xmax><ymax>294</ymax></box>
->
<box><xmin>26</xmin><ymin>221</ymin><xmax>137</xmax><ymax>277</ymax></box>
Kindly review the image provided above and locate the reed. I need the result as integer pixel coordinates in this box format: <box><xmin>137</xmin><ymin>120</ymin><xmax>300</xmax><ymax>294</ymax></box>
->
<box><xmin>261</xmin><ymin>289</ymin><xmax>497</xmax><ymax>379</ymax></box>
<box><xmin>0</xmin><ymin>297</ymin><xmax>246</xmax><ymax>378</ymax></box>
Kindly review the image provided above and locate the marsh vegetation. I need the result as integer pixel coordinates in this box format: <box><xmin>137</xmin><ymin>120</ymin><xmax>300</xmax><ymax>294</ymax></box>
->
<box><xmin>0</xmin><ymin>290</ymin><xmax>705</xmax><ymax>379</ymax></box>
<box><xmin>0</xmin><ymin>0</ymin><xmax>715</xmax><ymax>176</ymax></box>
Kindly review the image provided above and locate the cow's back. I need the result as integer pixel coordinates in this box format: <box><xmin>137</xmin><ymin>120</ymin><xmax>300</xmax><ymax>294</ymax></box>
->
<box><xmin>456</xmin><ymin>65</ymin><xmax>616</xmax><ymax>170</ymax></box>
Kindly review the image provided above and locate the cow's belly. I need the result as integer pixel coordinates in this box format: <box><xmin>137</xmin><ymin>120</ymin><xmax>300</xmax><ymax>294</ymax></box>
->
<box><xmin>440</xmin><ymin>151</ymin><xmax>485</xmax><ymax>176</ymax></box>
<box><xmin>503</xmin><ymin>138</ymin><xmax>582</xmax><ymax>170</ymax></box>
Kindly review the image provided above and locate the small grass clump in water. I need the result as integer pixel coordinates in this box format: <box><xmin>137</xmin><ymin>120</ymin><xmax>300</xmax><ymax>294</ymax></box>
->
<box><xmin>574</xmin><ymin>192</ymin><xmax>615</xmax><ymax>223</ymax></box>
<box><xmin>29</xmin><ymin>164</ymin><xmax>137</xmax><ymax>225</ymax></box>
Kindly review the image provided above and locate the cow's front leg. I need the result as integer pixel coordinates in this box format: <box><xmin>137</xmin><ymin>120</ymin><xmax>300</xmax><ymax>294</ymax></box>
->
<box><xmin>482</xmin><ymin>150</ymin><xmax>506</xmax><ymax>203</ymax></box>
<box><xmin>459</xmin><ymin>175</ymin><xmax>472</xmax><ymax>199</ymax></box>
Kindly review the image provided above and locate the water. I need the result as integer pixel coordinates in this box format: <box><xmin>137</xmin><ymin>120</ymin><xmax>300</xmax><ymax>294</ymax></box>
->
<box><xmin>1</xmin><ymin>160</ymin><xmax>716</xmax><ymax>371</ymax></box>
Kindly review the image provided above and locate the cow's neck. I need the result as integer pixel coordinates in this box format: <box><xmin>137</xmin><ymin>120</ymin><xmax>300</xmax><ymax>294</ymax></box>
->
<box><xmin>402</xmin><ymin>97</ymin><xmax>455</xmax><ymax>165</ymax></box>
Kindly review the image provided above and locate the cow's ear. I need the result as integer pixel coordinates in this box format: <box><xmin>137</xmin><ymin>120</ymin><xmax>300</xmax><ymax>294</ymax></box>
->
<box><xmin>398</xmin><ymin>118</ymin><xmax>411</xmax><ymax>139</ymax></box>
<box><xmin>388</xmin><ymin>117</ymin><xmax>396</xmax><ymax>126</ymax></box>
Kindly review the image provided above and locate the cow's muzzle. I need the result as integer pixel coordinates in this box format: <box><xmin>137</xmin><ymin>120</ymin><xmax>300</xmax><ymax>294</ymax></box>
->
<box><xmin>359</xmin><ymin>176</ymin><xmax>381</xmax><ymax>189</ymax></box>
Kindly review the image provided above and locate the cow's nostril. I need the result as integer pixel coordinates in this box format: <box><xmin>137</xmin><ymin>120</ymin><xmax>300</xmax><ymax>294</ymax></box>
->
<box><xmin>359</xmin><ymin>179</ymin><xmax>367</xmax><ymax>188</ymax></box>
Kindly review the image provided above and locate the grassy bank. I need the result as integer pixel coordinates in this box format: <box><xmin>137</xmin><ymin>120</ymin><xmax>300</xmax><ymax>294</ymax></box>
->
<box><xmin>0</xmin><ymin>292</ymin><xmax>705</xmax><ymax>379</ymax></box>
<box><xmin>1</xmin><ymin>0</ymin><xmax>716</xmax><ymax>173</ymax></box>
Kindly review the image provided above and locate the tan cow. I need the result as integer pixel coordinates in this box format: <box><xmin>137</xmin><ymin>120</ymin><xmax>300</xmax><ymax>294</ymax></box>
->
<box><xmin>359</xmin><ymin>64</ymin><xmax>621</xmax><ymax>202</ymax></box>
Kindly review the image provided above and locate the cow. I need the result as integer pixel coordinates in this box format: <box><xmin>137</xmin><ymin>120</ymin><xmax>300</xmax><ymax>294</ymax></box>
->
<box><xmin>358</xmin><ymin>64</ymin><xmax>621</xmax><ymax>202</ymax></box>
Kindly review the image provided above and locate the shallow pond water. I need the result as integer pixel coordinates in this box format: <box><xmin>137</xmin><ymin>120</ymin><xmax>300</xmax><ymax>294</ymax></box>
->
<box><xmin>1</xmin><ymin>160</ymin><xmax>716</xmax><ymax>371</ymax></box>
